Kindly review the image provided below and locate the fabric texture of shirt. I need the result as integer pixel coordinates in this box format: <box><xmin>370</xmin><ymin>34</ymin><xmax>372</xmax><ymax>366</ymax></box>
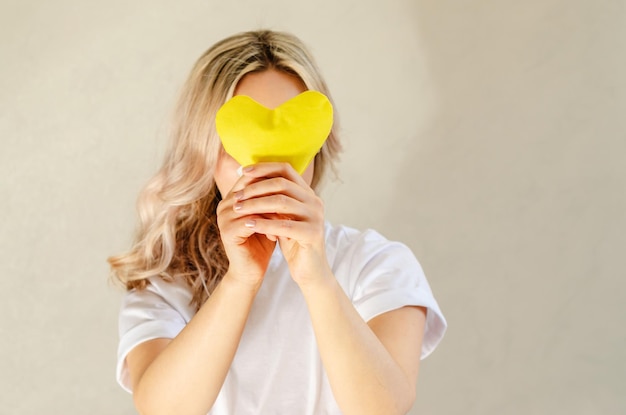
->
<box><xmin>116</xmin><ymin>221</ymin><xmax>447</xmax><ymax>414</ymax></box>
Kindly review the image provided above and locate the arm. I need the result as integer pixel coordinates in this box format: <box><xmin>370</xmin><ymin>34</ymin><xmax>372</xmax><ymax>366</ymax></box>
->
<box><xmin>127</xmin><ymin>169</ymin><xmax>280</xmax><ymax>415</ymax></box>
<box><xmin>127</xmin><ymin>274</ymin><xmax>260</xmax><ymax>415</ymax></box>
<box><xmin>300</xmin><ymin>272</ymin><xmax>427</xmax><ymax>415</ymax></box>
<box><xmin>235</xmin><ymin>162</ymin><xmax>428</xmax><ymax>415</ymax></box>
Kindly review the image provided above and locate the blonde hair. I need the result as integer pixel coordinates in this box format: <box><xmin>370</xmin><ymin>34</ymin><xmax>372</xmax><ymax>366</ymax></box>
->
<box><xmin>108</xmin><ymin>30</ymin><xmax>342</xmax><ymax>310</ymax></box>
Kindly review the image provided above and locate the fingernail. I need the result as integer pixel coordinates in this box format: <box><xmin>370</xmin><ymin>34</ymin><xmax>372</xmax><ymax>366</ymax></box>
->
<box><xmin>234</xmin><ymin>190</ymin><xmax>243</xmax><ymax>200</ymax></box>
<box><xmin>245</xmin><ymin>219</ymin><xmax>256</xmax><ymax>228</ymax></box>
<box><xmin>234</xmin><ymin>202</ymin><xmax>243</xmax><ymax>211</ymax></box>
<box><xmin>236</xmin><ymin>166</ymin><xmax>243</xmax><ymax>177</ymax></box>
<box><xmin>243</xmin><ymin>165</ymin><xmax>254</xmax><ymax>173</ymax></box>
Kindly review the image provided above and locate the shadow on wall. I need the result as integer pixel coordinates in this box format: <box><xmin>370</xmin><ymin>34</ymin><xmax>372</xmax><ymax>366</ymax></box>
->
<box><xmin>394</xmin><ymin>1</ymin><xmax>626</xmax><ymax>414</ymax></box>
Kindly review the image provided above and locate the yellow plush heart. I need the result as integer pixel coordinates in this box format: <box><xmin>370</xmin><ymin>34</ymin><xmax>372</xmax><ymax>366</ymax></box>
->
<box><xmin>215</xmin><ymin>90</ymin><xmax>333</xmax><ymax>174</ymax></box>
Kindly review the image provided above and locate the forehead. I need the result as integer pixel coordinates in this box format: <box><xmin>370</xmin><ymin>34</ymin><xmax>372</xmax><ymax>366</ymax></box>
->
<box><xmin>234</xmin><ymin>69</ymin><xmax>306</xmax><ymax>109</ymax></box>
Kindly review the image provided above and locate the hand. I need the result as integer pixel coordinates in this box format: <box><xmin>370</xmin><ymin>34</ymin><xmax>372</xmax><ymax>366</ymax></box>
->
<box><xmin>232</xmin><ymin>162</ymin><xmax>332</xmax><ymax>286</ymax></box>
<box><xmin>216</xmin><ymin>172</ymin><xmax>278</xmax><ymax>289</ymax></box>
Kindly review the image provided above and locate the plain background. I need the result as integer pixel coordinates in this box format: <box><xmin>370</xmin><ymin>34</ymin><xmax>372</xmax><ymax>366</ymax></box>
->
<box><xmin>1</xmin><ymin>0</ymin><xmax>624</xmax><ymax>414</ymax></box>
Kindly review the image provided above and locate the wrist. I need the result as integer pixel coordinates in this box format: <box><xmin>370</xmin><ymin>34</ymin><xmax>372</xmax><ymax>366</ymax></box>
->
<box><xmin>296</xmin><ymin>265</ymin><xmax>337</xmax><ymax>295</ymax></box>
<box><xmin>221</xmin><ymin>270</ymin><xmax>264</xmax><ymax>294</ymax></box>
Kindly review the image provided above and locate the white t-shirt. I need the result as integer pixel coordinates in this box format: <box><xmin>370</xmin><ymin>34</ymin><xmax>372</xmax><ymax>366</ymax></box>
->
<box><xmin>116</xmin><ymin>221</ymin><xmax>447</xmax><ymax>414</ymax></box>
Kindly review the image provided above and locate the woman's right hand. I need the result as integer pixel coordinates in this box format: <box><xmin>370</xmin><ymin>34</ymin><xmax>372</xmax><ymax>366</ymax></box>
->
<box><xmin>216</xmin><ymin>172</ymin><xmax>277</xmax><ymax>289</ymax></box>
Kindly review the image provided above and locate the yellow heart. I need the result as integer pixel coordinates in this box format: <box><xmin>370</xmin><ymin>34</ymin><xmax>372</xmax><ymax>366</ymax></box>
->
<box><xmin>215</xmin><ymin>90</ymin><xmax>333</xmax><ymax>174</ymax></box>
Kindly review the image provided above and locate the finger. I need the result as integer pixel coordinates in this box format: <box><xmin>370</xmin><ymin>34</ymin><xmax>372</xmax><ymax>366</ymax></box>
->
<box><xmin>234</xmin><ymin>176</ymin><xmax>311</xmax><ymax>203</ymax></box>
<box><xmin>225</xmin><ymin>167</ymin><xmax>273</xmax><ymax>198</ymax></box>
<box><xmin>241</xmin><ymin>162</ymin><xmax>310</xmax><ymax>189</ymax></box>
<box><xmin>233</xmin><ymin>193</ymin><xmax>309</xmax><ymax>218</ymax></box>
<box><xmin>244</xmin><ymin>217</ymin><xmax>303</xmax><ymax>241</ymax></box>
<box><xmin>218</xmin><ymin>212</ymin><xmax>268</xmax><ymax>244</ymax></box>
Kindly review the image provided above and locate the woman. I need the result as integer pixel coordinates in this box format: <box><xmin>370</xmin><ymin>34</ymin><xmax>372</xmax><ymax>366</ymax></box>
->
<box><xmin>109</xmin><ymin>29</ymin><xmax>447</xmax><ymax>415</ymax></box>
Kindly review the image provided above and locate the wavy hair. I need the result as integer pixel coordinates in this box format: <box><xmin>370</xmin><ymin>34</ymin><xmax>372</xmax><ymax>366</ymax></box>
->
<box><xmin>108</xmin><ymin>30</ymin><xmax>342</xmax><ymax>311</ymax></box>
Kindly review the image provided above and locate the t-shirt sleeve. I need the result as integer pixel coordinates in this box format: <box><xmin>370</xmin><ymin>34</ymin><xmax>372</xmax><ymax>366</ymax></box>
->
<box><xmin>116</xmin><ymin>279</ymin><xmax>190</xmax><ymax>393</ymax></box>
<box><xmin>349</xmin><ymin>229</ymin><xmax>447</xmax><ymax>360</ymax></box>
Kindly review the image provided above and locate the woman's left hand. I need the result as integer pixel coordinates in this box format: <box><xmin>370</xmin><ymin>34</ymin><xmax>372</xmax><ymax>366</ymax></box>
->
<box><xmin>233</xmin><ymin>162</ymin><xmax>332</xmax><ymax>286</ymax></box>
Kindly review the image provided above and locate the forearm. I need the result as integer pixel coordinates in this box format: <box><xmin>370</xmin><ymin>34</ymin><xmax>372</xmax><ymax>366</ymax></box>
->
<box><xmin>133</xmin><ymin>274</ymin><xmax>259</xmax><ymax>415</ymax></box>
<box><xmin>300</xmin><ymin>273</ymin><xmax>415</xmax><ymax>415</ymax></box>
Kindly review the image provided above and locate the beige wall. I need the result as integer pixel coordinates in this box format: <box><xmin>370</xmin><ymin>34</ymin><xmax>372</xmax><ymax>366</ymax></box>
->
<box><xmin>1</xmin><ymin>0</ymin><xmax>624</xmax><ymax>413</ymax></box>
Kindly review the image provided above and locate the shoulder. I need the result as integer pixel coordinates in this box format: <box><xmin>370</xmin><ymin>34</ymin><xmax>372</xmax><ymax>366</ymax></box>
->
<box><xmin>116</xmin><ymin>276</ymin><xmax>194</xmax><ymax>393</ymax></box>
<box><xmin>119</xmin><ymin>276</ymin><xmax>196</xmax><ymax>326</ymax></box>
<box><xmin>323</xmin><ymin>221</ymin><xmax>424</xmax><ymax>297</ymax></box>
<box><xmin>324</xmin><ymin>221</ymin><xmax>418</xmax><ymax>268</ymax></box>
<box><xmin>324</xmin><ymin>222</ymin><xmax>448</xmax><ymax>357</ymax></box>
